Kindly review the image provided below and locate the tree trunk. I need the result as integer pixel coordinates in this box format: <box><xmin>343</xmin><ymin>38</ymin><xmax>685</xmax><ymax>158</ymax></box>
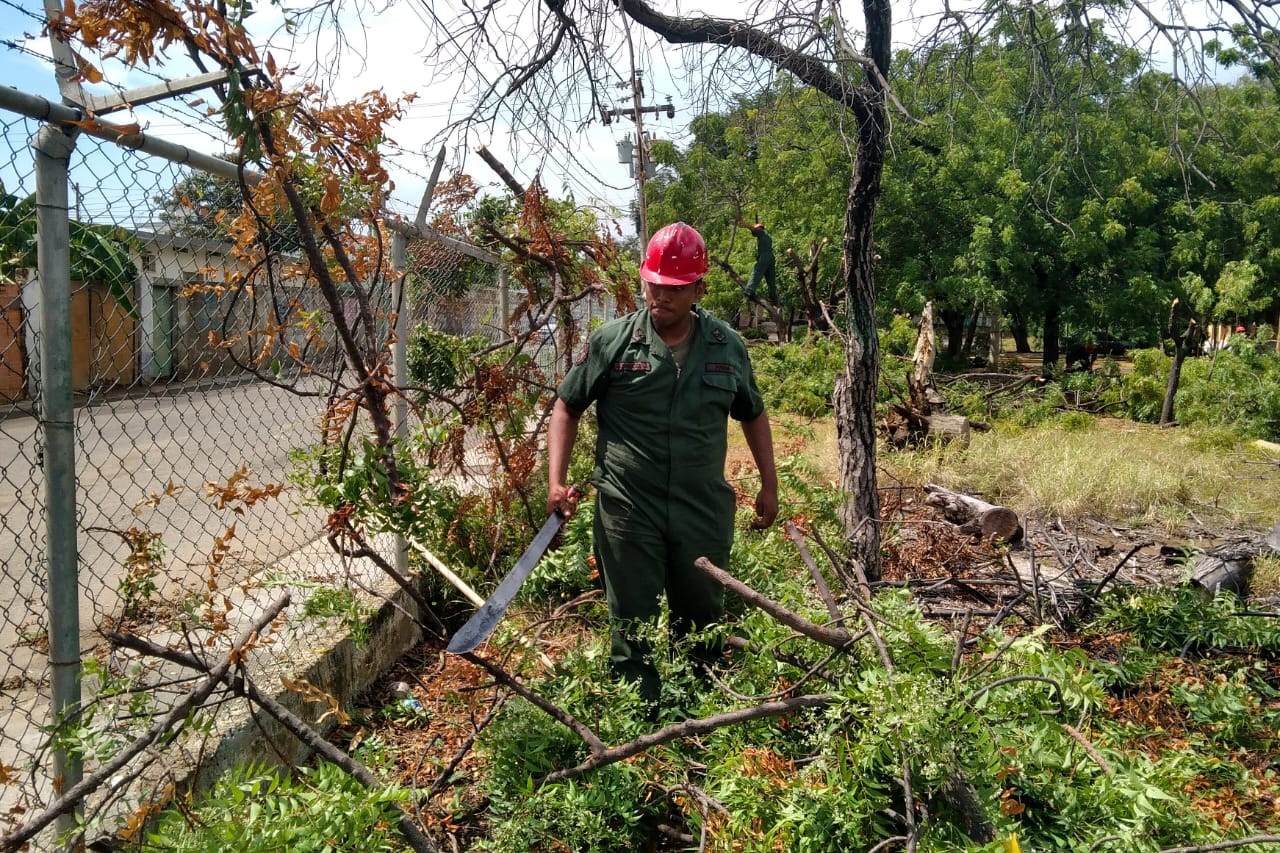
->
<box><xmin>940</xmin><ymin>307</ymin><xmax>966</xmax><ymax>359</ymax></box>
<box><xmin>1042</xmin><ymin>300</ymin><xmax>1062</xmax><ymax>375</ymax></box>
<box><xmin>908</xmin><ymin>302</ymin><xmax>939</xmax><ymax>414</ymax></box>
<box><xmin>1008</xmin><ymin>309</ymin><xmax>1031</xmax><ymax>353</ymax></box>
<box><xmin>923</xmin><ymin>483</ymin><xmax>1023</xmax><ymax>544</ymax></box>
<box><xmin>1161</xmin><ymin>303</ymin><xmax>1197</xmax><ymax>426</ymax></box>
<box><xmin>835</xmin><ymin>88</ymin><xmax>888</xmax><ymax>581</ymax></box>
<box><xmin>961</xmin><ymin>305</ymin><xmax>980</xmax><ymax>357</ymax></box>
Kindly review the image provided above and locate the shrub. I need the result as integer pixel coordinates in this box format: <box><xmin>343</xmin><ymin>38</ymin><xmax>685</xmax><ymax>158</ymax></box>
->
<box><xmin>1121</xmin><ymin>346</ymin><xmax>1280</xmax><ymax>440</ymax></box>
<box><xmin>144</xmin><ymin>760</ymin><xmax>409</xmax><ymax>852</ymax></box>
<box><xmin>749</xmin><ymin>335</ymin><xmax>842</xmax><ymax>417</ymax></box>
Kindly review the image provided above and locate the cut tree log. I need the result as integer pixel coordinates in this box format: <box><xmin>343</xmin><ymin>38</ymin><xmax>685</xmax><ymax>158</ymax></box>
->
<box><xmin>923</xmin><ymin>483</ymin><xmax>1023</xmax><ymax>544</ymax></box>
<box><xmin>1188</xmin><ymin>523</ymin><xmax>1280</xmax><ymax>599</ymax></box>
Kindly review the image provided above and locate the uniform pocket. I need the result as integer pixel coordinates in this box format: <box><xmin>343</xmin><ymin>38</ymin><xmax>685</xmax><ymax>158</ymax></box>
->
<box><xmin>700</xmin><ymin>372</ymin><xmax>737</xmax><ymax>409</ymax></box>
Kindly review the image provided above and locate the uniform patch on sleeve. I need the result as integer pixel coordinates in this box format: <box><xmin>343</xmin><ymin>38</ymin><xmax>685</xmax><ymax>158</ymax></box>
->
<box><xmin>612</xmin><ymin>360</ymin><xmax>651</xmax><ymax>372</ymax></box>
<box><xmin>574</xmin><ymin>343</ymin><xmax>589</xmax><ymax>366</ymax></box>
<box><xmin>705</xmin><ymin>362</ymin><xmax>737</xmax><ymax>374</ymax></box>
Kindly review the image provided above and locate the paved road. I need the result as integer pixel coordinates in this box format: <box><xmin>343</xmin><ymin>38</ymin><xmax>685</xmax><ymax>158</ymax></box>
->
<box><xmin>0</xmin><ymin>378</ymin><xmax>332</xmax><ymax>785</ymax></box>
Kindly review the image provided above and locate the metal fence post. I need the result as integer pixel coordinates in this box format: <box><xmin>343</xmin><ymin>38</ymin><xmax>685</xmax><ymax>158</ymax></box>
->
<box><xmin>498</xmin><ymin>266</ymin><xmax>509</xmax><ymax>329</ymax></box>
<box><xmin>34</xmin><ymin>120</ymin><xmax>83</xmax><ymax>847</ymax></box>
<box><xmin>391</xmin><ymin>232</ymin><xmax>409</xmax><ymax>580</ymax></box>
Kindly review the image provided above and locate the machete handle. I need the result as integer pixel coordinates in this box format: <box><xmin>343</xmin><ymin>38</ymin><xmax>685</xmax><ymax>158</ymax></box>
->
<box><xmin>556</xmin><ymin>485</ymin><xmax>582</xmax><ymax>518</ymax></box>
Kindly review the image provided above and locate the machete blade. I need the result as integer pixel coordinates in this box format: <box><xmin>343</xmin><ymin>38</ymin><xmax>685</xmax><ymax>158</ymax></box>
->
<box><xmin>446</xmin><ymin>491</ymin><xmax>576</xmax><ymax>655</ymax></box>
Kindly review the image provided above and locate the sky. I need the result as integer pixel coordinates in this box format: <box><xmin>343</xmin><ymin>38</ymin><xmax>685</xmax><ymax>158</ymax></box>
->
<box><xmin>0</xmin><ymin>0</ymin><xmax>694</xmax><ymax>232</ymax></box>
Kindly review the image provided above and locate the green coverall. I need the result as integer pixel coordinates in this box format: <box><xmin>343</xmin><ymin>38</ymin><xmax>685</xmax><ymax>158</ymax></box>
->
<box><xmin>745</xmin><ymin>224</ymin><xmax>778</xmax><ymax>305</ymax></box>
<box><xmin>555</xmin><ymin>306</ymin><xmax>766</xmax><ymax>701</ymax></box>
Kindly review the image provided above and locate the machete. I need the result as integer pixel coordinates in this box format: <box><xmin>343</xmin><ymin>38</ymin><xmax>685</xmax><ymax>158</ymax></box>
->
<box><xmin>446</xmin><ymin>487</ymin><xmax>579</xmax><ymax>655</ymax></box>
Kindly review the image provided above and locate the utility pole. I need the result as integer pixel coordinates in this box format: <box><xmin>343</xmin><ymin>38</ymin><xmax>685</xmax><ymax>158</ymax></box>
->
<box><xmin>602</xmin><ymin>80</ymin><xmax>674</xmax><ymax>250</ymax></box>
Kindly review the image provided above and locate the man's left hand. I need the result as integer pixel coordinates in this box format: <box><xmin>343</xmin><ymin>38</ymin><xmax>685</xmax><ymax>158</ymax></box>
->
<box><xmin>750</xmin><ymin>487</ymin><xmax>779</xmax><ymax>530</ymax></box>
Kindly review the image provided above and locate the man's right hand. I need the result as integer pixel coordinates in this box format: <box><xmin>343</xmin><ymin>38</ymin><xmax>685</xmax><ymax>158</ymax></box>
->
<box><xmin>547</xmin><ymin>484</ymin><xmax>580</xmax><ymax>519</ymax></box>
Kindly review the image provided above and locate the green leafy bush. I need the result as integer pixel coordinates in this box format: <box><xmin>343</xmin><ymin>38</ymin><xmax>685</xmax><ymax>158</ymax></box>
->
<box><xmin>145</xmin><ymin>761</ymin><xmax>409</xmax><ymax>852</ymax></box>
<box><xmin>1121</xmin><ymin>346</ymin><xmax>1280</xmax><ymax>439</ymax></box>
<box><xmin>1096</xmin><ymin>586</ymin><xmax>1280</xmax><ymax>656</ymax></box>
<box><xmin>519</xmin><ymin>497</ymin><xmax>596</xmax><ymax>605</ymax></box>
<box><xmin>749</xmin><ymin>335</ymin><xmax>842</xmax><ymax>416</ymax></box>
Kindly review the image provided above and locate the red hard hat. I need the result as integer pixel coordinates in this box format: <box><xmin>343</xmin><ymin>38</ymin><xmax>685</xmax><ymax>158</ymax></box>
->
<box><xmin>640</xmin><ymin>222</ymin><xmax>708</xmax><ymax>285</ymax></box>
<box><xmin>1235</xmin><ymin>325</ymin><xmax>1246</xmax><ymax>333</ymax></box>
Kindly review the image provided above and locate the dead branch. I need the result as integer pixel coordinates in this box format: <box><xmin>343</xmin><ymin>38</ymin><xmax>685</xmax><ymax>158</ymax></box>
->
<box><xmin>473</xmin><ymin>144</ymin><xmax>527</xmax><ymax>198</ymax></box>
<box><xmin>458</xmin><ymin>651</ymin><xmax>606</xmax><ymax>754</ymax></box>
<box><xmin>785</xmin><ymin>521</ymin><xmax>844</xmax><ymax>625</ymax></box>
<box><xmin>1060</xmin><ymin>723</ymin><xmax>1114</xmax><ymax>776</ymax></box>
<box><xmin>426</xmin><ymin>690</ymin><xmax>510</xmax><ymax>798</ymax></box>
<box><xmin>0</xmin><ymin>595</ymin><xmax>292</xmax><ymax>853</ymax></box>
<box><xmin>1156</xmin><ymin>838</ymin><xmax>1280</xmax><ymax>853</ymax></box>
<box><xmin>694</xmin><ymin>557</ymin><xmax>853</xmax><ymax>649</ymax></box>
<box><xmin>706</xmin><ymin>642</ymin><xmax>856</xmax><ymax>702</ymax></box>
<box><xmin>328</xmin><ymin>528</ymin><xmax>448</xmax><ymax>639</ymax></box>
<box><xmin>539</xmin><ymin>693</ymin><xmax>833</xmax><ymax>785</ymax></box>
<box><xmin>804</xmin><ymin>522</ymin><xmax>859</xmax><ymax>598</ymax></box>
<box><xmin>950</xmin><ymin>609</ymin><xmax>973</xmax><ymax>678</ymax></box>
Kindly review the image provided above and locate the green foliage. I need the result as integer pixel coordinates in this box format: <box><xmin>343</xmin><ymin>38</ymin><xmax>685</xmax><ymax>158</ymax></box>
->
<box><xmin>519</xmin><ymin>497</ymin><xmax>596</xmax><ymax>605</ymax></box>
<box><xmin>294</xmin><ymin>583</ymin><xmax>377</xmax><ymax>646</ymax></box>
<box><xmin>1121</xmin><ymin>346</ymin><xmax>1280</xmax><ymax>439</ymax></box>
<box><xmin>749</xmin><ymin>336</ymin><xmax>842</xmax><ymax>417</ymax></box>
<box><xmin>1096</xmin><ymin>586</ymin><xmax>1280</xmax><ymax>657</ymax></box>
<box><xmin>880</xmin><ymin>313</ymin><xmax>918</xmax><ymax>357</ymax></box>
<box><xmin>115</xmin><ymin>527</ymin><xmax>164</xmax><ymax>619</ymax></box>
<box><xmin>144</xmin><ymin>761</ymin><xmax>409</xmax><ymax>852</ymax></box>
<box><xmin>406</xmin><ymin>327</ymin><xmax>492</xmax><ymax>396</ymax></box>
<box><xmin>476</xmin><ymin>675</ymin><xmax>652</xmax><ymax>852</ymax></box>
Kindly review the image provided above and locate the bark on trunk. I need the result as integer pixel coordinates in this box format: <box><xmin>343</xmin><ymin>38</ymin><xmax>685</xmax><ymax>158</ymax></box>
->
<box><xmin>940</xmin><ymin>307</ymin><xmax>966</xmax><ymax>359</ymax></box>
<box><xmin>908</xmin><ymin>302</ymin><xmax>940</xmax><ymax>414</ymax></box>
<box><xmin>1042</xmin><ymin>300</ymin><xmax>1062</xmax><ymax>375</ymax></box>
<box><xmin>835</xmin><ymin>94</ymin><xmax>887</xmax><ymax>582</ymax></box>
<box><xmin>1161</xmin><ymin>305</ymin><xmax>1198</xmax><ymax>427</ymax></box>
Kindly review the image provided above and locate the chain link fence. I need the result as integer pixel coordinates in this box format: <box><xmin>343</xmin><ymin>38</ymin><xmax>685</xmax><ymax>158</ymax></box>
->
<box><xmin>0</xmin><ymin>85</ymin><xmax>619</xmax><ymax>849</ymax></box>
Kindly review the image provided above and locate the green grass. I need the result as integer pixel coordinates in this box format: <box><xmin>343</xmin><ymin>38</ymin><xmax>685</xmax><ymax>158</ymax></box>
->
<box><xmin>883</xmin><ymin>417</ymin><xmax>1280</xmax><ymax>529</ymax></box>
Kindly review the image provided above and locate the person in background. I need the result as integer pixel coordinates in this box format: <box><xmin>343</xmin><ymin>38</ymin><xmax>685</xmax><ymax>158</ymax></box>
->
<box><xmin>546</xmin><ymin>221</ymin><xmax>779</xmax><ymax>707</ymax></box>
<box><xmin>742</xmin><ymin>220</ymin><xmax>779</xmax><ymax>306</ymax></box>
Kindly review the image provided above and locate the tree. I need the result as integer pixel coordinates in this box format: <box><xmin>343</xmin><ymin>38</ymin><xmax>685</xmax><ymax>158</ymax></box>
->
<box><xmin>644</xmin><ymin>80</ymin><xmax>848</xmax><ymax>326</ymax></box>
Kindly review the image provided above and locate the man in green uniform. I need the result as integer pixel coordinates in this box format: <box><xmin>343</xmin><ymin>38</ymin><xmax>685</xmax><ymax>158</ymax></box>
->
<box><xmin>546</xmin><ymin>222</ymin><xmax>779</xmax><ymax>704</ymax></box>
<box><xmin>743</xmin><ymin>221</ymin><xmax>778</xmax><ymax>306</ymax></box>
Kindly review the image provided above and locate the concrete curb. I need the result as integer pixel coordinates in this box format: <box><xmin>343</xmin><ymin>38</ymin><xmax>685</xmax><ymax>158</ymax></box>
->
<box><xmin>78</xmin><ymin>534</ymin><xmax>428</xmax><ymax>851</ymax></box>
